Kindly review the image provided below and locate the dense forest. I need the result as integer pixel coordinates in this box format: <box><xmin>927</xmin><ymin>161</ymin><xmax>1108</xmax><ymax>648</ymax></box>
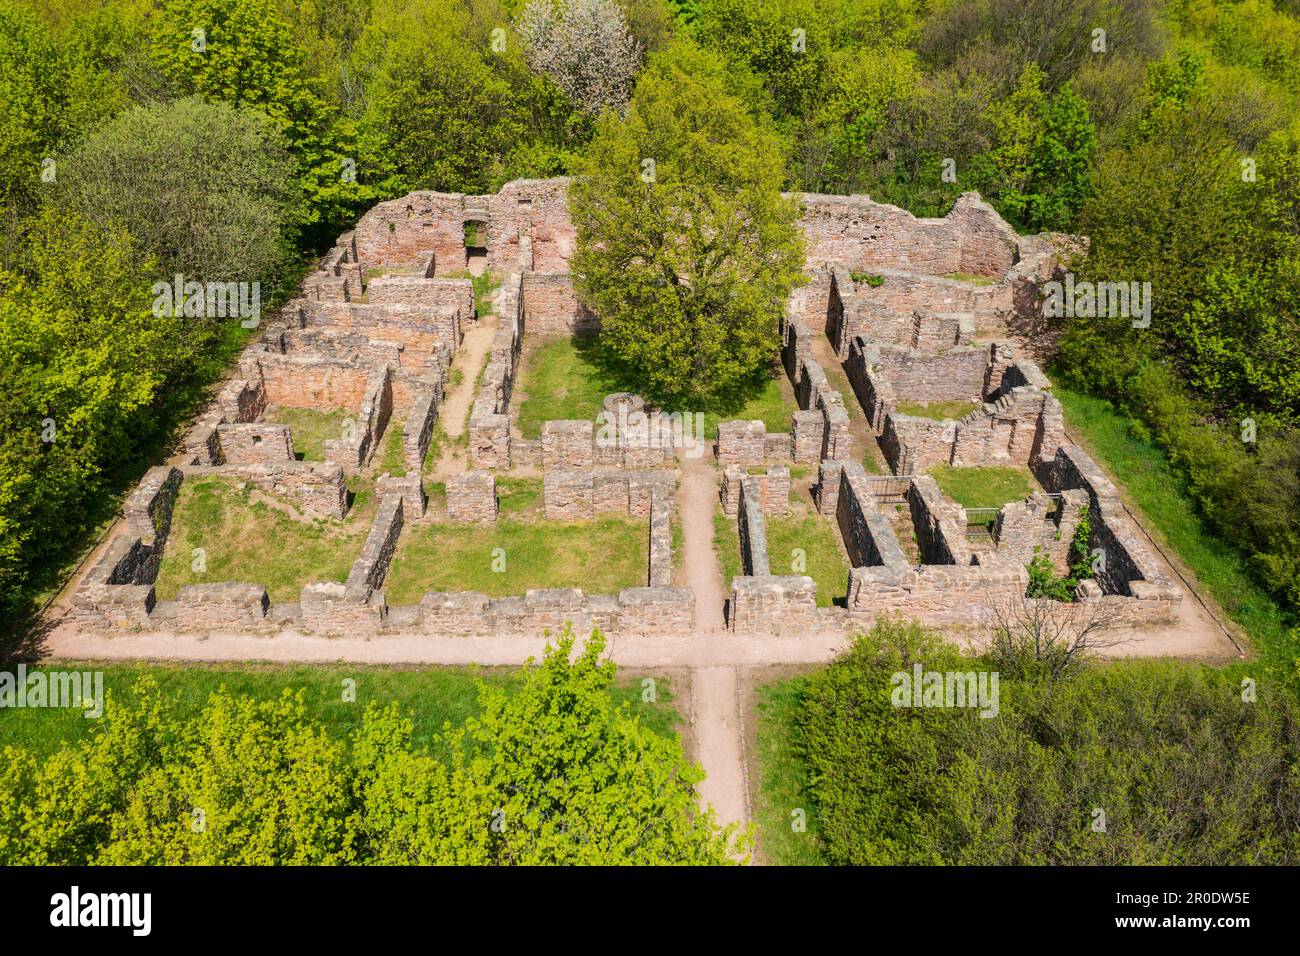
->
<box><xmin>1</xmin><ymin>0</ymin><xmax>1297</xmax><ymax>658</ymax></box>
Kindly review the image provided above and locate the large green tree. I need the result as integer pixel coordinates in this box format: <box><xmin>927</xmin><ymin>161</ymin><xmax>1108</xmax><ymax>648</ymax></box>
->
<box><xmin>569</xmin><ymin>40</ymin><xmax>805</xmax><ymax>408</ymax></box>
<box><xmin>54</xmin><ymin>97</ymin><xmax>300</xmax><ymax>288</ymax></box>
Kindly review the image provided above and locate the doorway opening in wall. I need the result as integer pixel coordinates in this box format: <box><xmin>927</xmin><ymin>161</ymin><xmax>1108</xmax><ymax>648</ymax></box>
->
<box><xmin>464</xmin><ymin>220</ymin><xmax>489</xmax><ymax>277</ymax></box>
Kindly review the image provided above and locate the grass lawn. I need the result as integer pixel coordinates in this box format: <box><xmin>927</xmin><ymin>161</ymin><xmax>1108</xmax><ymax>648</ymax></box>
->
<box><xmin>376</xmin><ymin>416</ymin><xmax>407</xmax><ymax>476</ymax></box>
<box><xmin>930</xmin><ymin>464</ymin><xmax>1036</xmax><ymax>510</ymax></box>
<box><xmin>383</xmin><ymin>516</ymin><xmax>649</xmax><ymax>603</ymax></box>
<box><xmin>753</xmin><ymin>675</ymin><xmax>825</xmax><ymax>865</ymax></box>
<box><xmin>0</xmin><ymin>663</ymin><xmax>680</xmax><ymax>762</ymax></box>
<box><xmin>1054</xmin><ymin>383</ymin><xmax>1294</xmax><ymax>657</ymax></box>
<box><xmin>515</xmin><ymin>334</ymin><xmax>623</xmax><ymax>437</ymax></box>
<box><xmin>264</xmin><ymin>405</ymin><xmax>354</xmax><ymax>461</ymax></box>
<box><xmin>895</xmin><ymin>399</ymin><xmax>980</xmax><ymax>421</ymax></box>
<box><xmin>496</xmin><ymin>476</ymin><xmax>542</xmax><ymax>517</ymax></box>
<box><xmin>514</xmin><ymin>333</ymin><xmax>796</xmax><ymax>440</ymax></box>
<box><xmin>764</xmin><ymin>515</ymin><xmax>849</xmax><ymax>606</ymax></box>
<box><xmin>153</xmin><ymin>475</ymin><xmax>376</xmax><ymax>603</ymax></box>
<box><xmin>713</xmin><ymin>512</ymin><xmax>846</xmax><ymax>606</ymax></box>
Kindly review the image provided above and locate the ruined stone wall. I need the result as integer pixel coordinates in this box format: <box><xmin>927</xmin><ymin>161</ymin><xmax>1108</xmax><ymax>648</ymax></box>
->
<box><xmin>543</xmin><ymin>468</ymin><xmax>674</xmax><ymax>520</ymax></box>
<box><xmin>908</xmin><ymin>475</ymin><xmax>971</xmax><ymax>565</ymax></box>
<box><xmin>522</xmin><ymin>272</ymin><xmax>599</xmax><ymax>334</ymax></box>
<box><xmin>353</xmin><ymin>191</ymin><xmax>469</xmax><ymax>273</ymax></box>
<box><xmin>446</xmin><ymin>470</ymin><xmax>498</xmax><ymax>522</ymax></box>
<box><xmin>171</xmin><ymin>583</ymin><xmax>270</xmax><ymax>628</ymax></box>
<box><xmin>797</xmin><ymin>192</ymin><xmax>1019</xmax><ymax>277</ymax></box>
<box><xmin>866</xmin><ymin>342</ymin><xmax>989</xmax><ymax>405</ymax></box>
<box><xmin>730</xmin><ymin>576</ymin><xmax>819</xmax><ymax>634</ymax></box>
<box><xmin>183</xmin><ymin>461</ymin><xmax>348</xmax><ymax>519</ymax></box>
<box><xmin>846</xmin><ymin>562</ymin><xmax>1027</xmax><ymax>621</ymax></box>
<box><xmin>245</xmin><ymin>353</ymin><xmax>372</xmax><ymax>413</ymax></box>
<box><xmin>739</xmin><ymin>477</ymin><xmax>771</xmax><ymax>576</ymax></box>
<box><xmin>469</xmin><ymin>273</ymin><xmax>524</xmax><ymax>468</ymax></box>
<box><xmin>487</xmin><ymin>178</ymin><xmax>575</xmax><ymax>273</ymax></box>
<box><xmin>721</xmin><ymin>465</ymin><xmax>790</xmax><ymax>517</ymax></box>
<box><xmin>648</xmin><ymin>490</ymin><xmax>672</xmax><ymax>587</ymax></box>
<box><xmin>299</xmin><ymin>299</ymin><xmax>466</xmax><ymax>362</ymax></box>
<box><xmin>717</xmin><ymin>419</ymin><xmax>768</xmax><ymax>467</ymax></box>
<box><xmin>323</xmin><ymin>366</ymin><xmax>393</xmax><ymax>473</ymax></box>
<box><xmin>216</xmin><ymin>377</ymin><xmax>266</xmax><ymax>424</ymax></box>
<box><xmin>1041</xmin><ymin>445</ymin><xmax>1180</xmax><ymax>610</ymax></box>
<box><xmin>835</xmin><ymin>461</ymin><xmax>908</xmax><ymax>569</ymax></box>
<box><xmin>215</xmin><ymin>424</ymin><xmax>295</xmax><ymax>465</ymax></box>
<box><xmin>345</xmin><ymin>494</ymin><xmax>405</xmax><ymax>602</ymax></box>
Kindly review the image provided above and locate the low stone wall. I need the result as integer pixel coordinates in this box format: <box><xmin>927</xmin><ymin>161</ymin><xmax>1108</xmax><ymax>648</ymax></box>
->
<box><xmin>1041</xmin><ymin>445</ymin><xmax>1181</xmax><ymax>610</ymax></box>
<box><xmin>346</xmin><ymin>493</ymin><xmax>405</xmax><ymax>602</ymax></box>
<box><xmin>72</xmin><ymin>466</ymin><xmax>183</xmax><ymax>629</ymax></box>
<box><xmin>412</xmin><ymin>585</ymin><xmax>693</xmax><ymax>636</ymax></box>
<box><xmin>730</xmin><ymin>576</ymin><xmax>819</xmax><ymax>634</ymax></box>
<box><xmin>776</xmin><ymin>315</ymin><xmax>852</xmax><ymax>462</ymax></box>
<box><xmin>738</xmin><ymin>477</ymin><xmax>770</xmax><ymax>575</ymax></box>
<box><xmin>648</xmin><ymin>489</ymin><xmax>672</xmax><ymax>587</ymax></box>
<box><xmin>214</xmin><ymin>424</ymin><xmax>295</xmax><ymax>465</ymax></box>
<box><xmin>469</xmin><ymin>272</ymin><xmax>524</xmax><ymax>468</ymax></box>
<box><xmin>378</xmin><ymin>472</ymin><xmax>426</xmax><ymax>520</ymax></box>
<box><xmin>993</xmin><ymin>488</ymin><xmax>1087</xmax><ymax>569</ymax></box>
<box><xmin>298</xmin><ymin>300</ymin><xmax>465</xmax><ymax>364</ymax></box>
<box><xmin>716</xmin><ymin>419</ymin><xmax>767</xmax><ymax>467</ymax></box>
<box><xmin>216</xmin><ymin>377</ymin><xmax>266</xmax><ymax>423</ymax></box>
<box><xmin>183</xmin><ymin>461</ymin><xmax>348</xmax><ymax>519</ymax></box>
<box><xmin>172</xmin><ymin>583</ymin><xmax>270</xmax><ymax>627</ymax></box>
<box><xmin>720</xmin><ymin>464</ymin><xmax>790</xmax><ymax>517</ymax></box>
<box><xmin>541</xmin><ymin>419</ymin><xmax>595</xmax><ymax>468</ymax></box>
<box><xmin>403</xmin><ymin>384</ymin><xmax>441</xmax><ymax>473</ymax></box>
<box><xmin>322</xmin><ymin>366</ymin><xmax>394</xmax><ymax>473</ymax></box>
<box><xmin>543</xmin><ymin>468</ymin><xmax>674</xmax><ymax>520</ymax></box>
<box><xmin>846</xmin><ymin>562</ymin><xmax>1027</xmax><ymax>621</ymax></box>
<box><xmin>835</xmin><ymin>461</ymin><xmax>908</xmax><ymax>569</ymax></box>
<box><xmin>446</xmin><ymin>470</ymin><xmax>497</xmax><ymax>522</ymax></box>
<box><xmin>908</xmin><ymin>475</ymin><xmax>971</xmax><ymax>565</ymax></box>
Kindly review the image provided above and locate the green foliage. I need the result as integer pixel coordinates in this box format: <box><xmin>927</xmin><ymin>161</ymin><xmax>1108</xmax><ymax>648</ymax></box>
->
<box><xmin>795</xmin><ymin>621</ymin><xmax>1300</xmax><ymax>864</ymax></box>
<box><xmin>0</xmin><ymin>632</ymin><xmax>740</xmax><ymax>864</ymax></box>
<box><xmin>569</xmin><ymin>40</ymin><xmax>805</xmax><ymax>408</ymax></box>
<box><xmin>55</xmin><ymin>97</ymin><xmax>299</xmax><ymax>286</ymax></box>
<box><xmin>0</xmin><ymin>208</ymin><xmax>193</xmax><ymax>618</ymax></box>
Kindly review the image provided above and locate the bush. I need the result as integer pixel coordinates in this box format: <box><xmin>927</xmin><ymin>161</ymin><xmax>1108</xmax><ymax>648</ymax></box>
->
<box><xmin>797</xmin><ymin>621</ymin><xmax>1300</xmax><ymax>864</ymax></box>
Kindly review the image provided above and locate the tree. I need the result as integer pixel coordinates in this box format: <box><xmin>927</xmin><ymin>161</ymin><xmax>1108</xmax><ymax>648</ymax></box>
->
<box><xmin>54</xmin><ymin>97</ymin><xmax>299</xmax><ymax>287</ymax></box>
<box><xmin>569</xmin><ymin>41</ymin><xmax>805</xmax><ymax>408</ymax></box>
<box><xmin>0</xmin><ymin>208</ymin><xmax>188</xmax><ymax>623</ymax></box>
<box><xmin>351</xmin><ymin>628</ymin><xmax>743</xmax><ymax>864</ymax></box>
<box><xmin>151</xmin><ymin>0</ymin><xmax>378</xmax><ymax>237</ymax></box>
<box><xmin>0</xmin><ymin>629</ymin><xmax>742</xmax><ymax>864</ymax></box>
<box><xmin>517</xmin><ymin>0</ymin><xmax>642</xmax><ymax>117</ymax></box>
<box><xmin>352</xmin><ymin>0</ymin><xmax>529</xmax><ymax>193</ymax></box>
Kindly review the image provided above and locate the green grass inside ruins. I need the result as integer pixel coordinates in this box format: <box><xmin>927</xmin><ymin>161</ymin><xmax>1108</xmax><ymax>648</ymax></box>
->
<box><xmin>712</xmin><ymin>512</ymin><xmax>848</xmax><ymax>608</ymax></box>
<box><xmin>514</xmin><ymin>333</ymin><xmax>796</xmax><ymax>440</ymax></box>
<box><xmin>383</xmin><ymin>515</ymin><xmax>649</xmax><ymax>604</ymax></box>
<box><xmin>1053</xmin><ymin>383</ymin><xmax>1294</xmax><ymax>660</ymax></box>
<box><xmin>895</xmin><ymin>399</ymin><xmax>980</xmax><ymax>421</ymax></box>
<box><xmin>153</xmin><ymin>475</ymin><xmax>378</xmax><ymax>604</ymax></box>
<box><xmin>929</xmin><ymin>464</ymin><xmax>1037</xmax><ymax>511</ymax></box>
<box><xmin>264</xmin><ymin>405</ymin><xmax>353</xmax><ymax>462</ymax></box>
<box><xmin>0</xmin><ymin>662</ymin><xmax>681</xmax><ymax>762</ymax></box>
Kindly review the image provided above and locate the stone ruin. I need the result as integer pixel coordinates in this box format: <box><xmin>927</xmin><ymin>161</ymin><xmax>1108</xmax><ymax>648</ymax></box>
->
<box><xmin>73</xmin><ymin>178</ymin><xmax>1180</xmax><ymax>639</ymax></box>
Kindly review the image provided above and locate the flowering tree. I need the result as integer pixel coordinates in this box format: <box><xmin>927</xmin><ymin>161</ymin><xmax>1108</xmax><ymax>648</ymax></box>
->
<box><xmin>516</xmin><ymin>0</ymin><xmax>641</xmax><ymax>117</ymax></box>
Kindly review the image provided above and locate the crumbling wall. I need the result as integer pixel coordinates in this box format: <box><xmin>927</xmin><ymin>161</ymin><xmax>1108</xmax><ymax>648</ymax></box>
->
<box><xmin>522</xmin><ymin>272</ymin><xmax>598</xmax><ymax>334</ymax></box>
<box><xmin>446</xmin><ymin>470</ymin><xmax>498</xmax><ymax>522</ymax></box>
